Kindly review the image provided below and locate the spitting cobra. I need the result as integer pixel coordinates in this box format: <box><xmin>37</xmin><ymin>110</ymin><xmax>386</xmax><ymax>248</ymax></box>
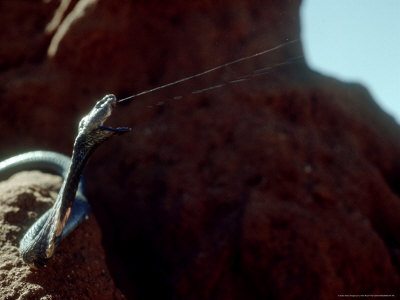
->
<box><xmin>0</xmin><ymin>95</ymin><xmax>130</xmax><ymax>268</ymax></box>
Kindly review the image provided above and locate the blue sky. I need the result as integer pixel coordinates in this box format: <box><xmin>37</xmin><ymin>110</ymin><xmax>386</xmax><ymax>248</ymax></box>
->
<box><xmin>301</xmin><ymin>0</ymin><xmax>400</xmax><ymax>123</ymax></box>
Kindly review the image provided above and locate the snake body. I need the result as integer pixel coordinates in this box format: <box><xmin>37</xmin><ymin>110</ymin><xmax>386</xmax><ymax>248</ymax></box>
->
<box><xmin>0</xmin><ymin>95</ymin><xmax>130</xmax><ymax>268</ymax></box>
<box><xmin>0</xmin><ymin>151</ymin><xmax>89</xmax><ymax>251</ymax></box>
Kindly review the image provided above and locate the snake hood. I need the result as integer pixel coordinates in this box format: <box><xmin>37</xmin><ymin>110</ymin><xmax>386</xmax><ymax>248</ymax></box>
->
<box><xmin>18</xmin><ymin>94</ymin><xmax>130</xmax><ymax>268</ymax></box>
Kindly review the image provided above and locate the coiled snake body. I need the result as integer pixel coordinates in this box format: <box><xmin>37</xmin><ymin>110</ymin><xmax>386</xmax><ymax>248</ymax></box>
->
<box><xmin>0</xmin><ymin>95</ymin><xmax>129</xmax><ymax>268</ymax></box>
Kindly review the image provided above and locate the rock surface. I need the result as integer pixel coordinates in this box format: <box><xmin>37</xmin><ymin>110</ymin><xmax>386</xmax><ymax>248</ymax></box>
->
<box><xmin>0</xmin><ymin>171</ymin><xmax>125</xmax><ymax>299</ymax></box>
<box><xmin>1</xmin><ymin>0</ymin><xmax>400</xmax><ymax>299</ymax></box>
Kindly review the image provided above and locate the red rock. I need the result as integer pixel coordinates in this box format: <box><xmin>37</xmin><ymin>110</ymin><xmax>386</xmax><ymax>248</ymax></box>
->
<box><xmin>1</xmin><ymin>0</ymin><xmax>399</xmax><ymax>299</ymax></box>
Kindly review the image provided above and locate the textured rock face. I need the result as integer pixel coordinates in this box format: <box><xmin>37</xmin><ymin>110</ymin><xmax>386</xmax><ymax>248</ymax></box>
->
<box><xmin>1</xmin><ymin>0</ymin><xmax>400</xmax><ymax>299</ymax></box>
<box><xmin>0</xmin><ymin>171</ymin><xmax>125</xmax><ymax>299</ymax></box>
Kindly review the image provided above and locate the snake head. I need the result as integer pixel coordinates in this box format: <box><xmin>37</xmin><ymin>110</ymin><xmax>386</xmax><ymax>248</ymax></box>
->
<box><xmin>76</xmin><ymin>94</ymin><xmax>131</xmax><ymax>147</ymax></box>
<box><xmin>79</xmin><ymin>94</ymin><xmax>131</xmax><ymax>135</ymax></box>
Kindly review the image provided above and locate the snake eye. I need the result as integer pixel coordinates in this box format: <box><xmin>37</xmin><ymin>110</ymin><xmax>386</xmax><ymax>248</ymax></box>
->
<box><xmin>95</xmin><ymin>99</ymin><xmax>105</xmax><ymax>108</ymax></box>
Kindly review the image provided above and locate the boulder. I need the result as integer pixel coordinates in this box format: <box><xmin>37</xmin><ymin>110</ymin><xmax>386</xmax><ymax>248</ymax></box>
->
<box><xmin>1</xmin><ymin>0</ymin><xmax>399</xmax><ymax>298</ymax></box>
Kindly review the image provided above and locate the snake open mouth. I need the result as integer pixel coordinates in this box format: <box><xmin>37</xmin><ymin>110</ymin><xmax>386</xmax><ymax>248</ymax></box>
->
<box><xmin>80</xmin><ymin>94</ymin><xmax>131</xmax><ymax>134</ymax></box>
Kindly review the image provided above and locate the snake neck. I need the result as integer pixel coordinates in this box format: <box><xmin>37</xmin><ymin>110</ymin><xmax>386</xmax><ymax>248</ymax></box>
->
<box><xmin>59</xmin><ymin>143</ymin><xmax>90</xmax><ymax>210</ymax></box>
<box><xmin>51</xmin><ymin>132</ymin><xmax>104</xmax><ymax>241</ymax></box>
